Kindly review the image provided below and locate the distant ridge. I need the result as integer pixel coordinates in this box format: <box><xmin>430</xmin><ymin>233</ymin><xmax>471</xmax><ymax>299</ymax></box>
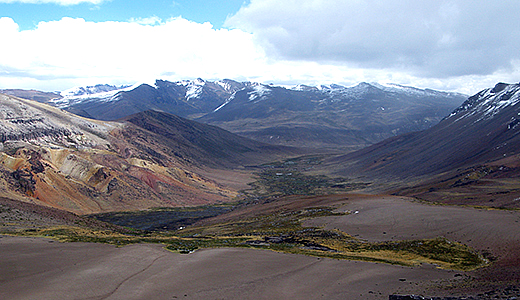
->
<box><xmin>30</xmin><ymin>79</ymin><xmax>466</xmax><ymax>150</ymax></box>
<box><xmin>120</xmin><ymin>110</ymin><xmax>297</xmax><ymax>168</ymax></box>
<box><xmin>330</xmin><ymin>82</ymin><xmax>520</xmax><ymax>177</ymax></box>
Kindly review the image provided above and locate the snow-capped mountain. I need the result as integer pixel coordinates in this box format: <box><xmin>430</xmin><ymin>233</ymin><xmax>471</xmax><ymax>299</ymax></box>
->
<box><xmin>54</xmin><ymin>79</ymin><xmax>252</xmax><ymax>120</ymax></box>
<box><xmin>14</xmin><ymin>79</ymin><xmax>465</xmax><ymax>149</ymax></box>
<box><xmin>447</xmin><ymin>82</ymin><xmax>520</xmax><ymax>122</ymax></box>
<box><xmin>202</xmin><ymin>81</ymin><xmax>466</xmax><ymax>149</ymax></box>
<box><xmin>61</xmin><ymin>84</ymin><xmax>132</xmax><ymax>98</ymax></box>
<box><xmin>331</xmin><ymin>82</ymin><xmax>520</xmax><ymax>178</ymax></box>
<box><xmin>51</xmin><ymin>84</ymin><xmax>136</xmax><ymax>109</ymax></box>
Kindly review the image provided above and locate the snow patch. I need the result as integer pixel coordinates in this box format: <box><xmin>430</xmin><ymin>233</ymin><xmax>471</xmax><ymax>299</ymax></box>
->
<box><xmin>213</xmin><ymin>93</ymin><xmax>236</xmax><ymax>112</ymax></box>
<box><xmin>185</xmin><ymin>85</ymin><xmax>203</xmax><ymax>101</ymax></box>
<box><xmin>52</xmin><ymin>84</ymin><xmax>138</xmax><ymax>108</ymax></box>
<box><xmin>248</xmin><ymin>84</ymin><xmax>271</xmax><ymax>102</ymax></box>
<box><xmin>449</xmin><ymin>84</ymin><xmax>520</xmax><ymax>123</ymax></box>
<box><xmin>216</xmin><ymin>81</ymin><xmax>232</xmax><ymax>92</ymax></box>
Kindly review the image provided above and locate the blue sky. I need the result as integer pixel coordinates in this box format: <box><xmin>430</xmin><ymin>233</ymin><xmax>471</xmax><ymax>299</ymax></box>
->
<box><xmin>1</xmin><ymin>0</ymin><xmax>520</xmax><ymax>94</ymax></box>
<box><xmin>1</xmin><ymin>0</ymin><xmax>247</xmax><ymax>30</ymax></box>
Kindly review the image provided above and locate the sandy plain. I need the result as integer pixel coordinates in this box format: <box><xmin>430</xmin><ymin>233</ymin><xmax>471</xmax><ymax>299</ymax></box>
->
<box><xmin>0</xmin><ymin>235</ymin><xmax>458</xmax><ymax>300</ymax></box>
<box><xmin>304</xmin><ymin>196</ymin><xmax>520</xmax><ymax>286</ymax></box>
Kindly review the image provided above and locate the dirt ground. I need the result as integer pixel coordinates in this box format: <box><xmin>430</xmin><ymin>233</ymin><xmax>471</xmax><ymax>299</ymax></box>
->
<box><xmin>0</xmin><ymin>235</ymin><xmax>456</xmax><ymax>300</ymax></box>
<box><xmin>304</xmin><ymin>195</ymin><xmax>520</xmax><ymax>294</ymax></box>
<box><xmin>2</xmin><ymin>195</ymin><xmax>519</xmax><ymax>299</ymax></box>
<box><xmin>304</xmin><ymin>196</ymin><xmax>520</xmax><ymax>247</ymax></box>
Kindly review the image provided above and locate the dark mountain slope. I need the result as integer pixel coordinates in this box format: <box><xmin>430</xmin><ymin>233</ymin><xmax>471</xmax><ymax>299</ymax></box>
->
<box><xmin>118</xmin><ymin>110</ymin><xmax>298</xmax><ymax>168</ymax></box>
<box><xmin>331</xmin><ymin>83</ymin><xmax>520</xmax><ymax>178</ymax></box>
<box><xmin>327</xmin><ymin>82</ymin><xmax>520</xmax><ymax>207</ymax></box>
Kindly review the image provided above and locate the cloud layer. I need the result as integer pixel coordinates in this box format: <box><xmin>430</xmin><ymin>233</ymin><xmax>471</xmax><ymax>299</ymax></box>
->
<box><xmin>1</xmin><ymin>0</ymin><xmax>520</xmax><ymax>94</ymax></box>
<box><xmin>0</xmin><ymin>17</ymin><xmax>268</xmax><ymax>90</ymax></box>
<box><xmin>226</xmin><ymin>0</ymin><xmax>520</xmax><ymax>78</ymax></box>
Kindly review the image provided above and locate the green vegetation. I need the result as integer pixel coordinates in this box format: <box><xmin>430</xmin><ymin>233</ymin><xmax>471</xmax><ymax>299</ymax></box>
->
<box><xmin>246</xmin><ymin>155</ymin><xmax>369</xmax><ymax>197</ymax></box>
<box><xmin>90</xmin><ymin>205</ymin><xmax>233</xmax><ymax>231</ymax></box>
<box><xmin>10</xmin><ymin>205</ymin><xmax>486</xmax><ymax>271</ymax></box>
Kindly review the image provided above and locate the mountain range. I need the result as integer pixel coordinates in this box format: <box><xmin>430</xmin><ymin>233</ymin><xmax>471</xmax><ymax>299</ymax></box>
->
<box><xmin>3</xmin><ymin>80</ymin><xmax>519</xmax><ymax>211</ymax></box>
<box><xmin>201</xmin><ymin>82</ymin><xmax>466</xmax><ymax>149</ymax></box>
<box><xmin>10</xmin><ymin>79</ymin><xmax>467</xmax><ymax>150</ymax></box>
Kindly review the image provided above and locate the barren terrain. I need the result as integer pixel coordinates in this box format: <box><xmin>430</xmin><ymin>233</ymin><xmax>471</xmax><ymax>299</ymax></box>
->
<box><xmin>0</xmin><ymin>235</ymin><xmax>456</xmax><ymax>300</ymax></box>
<box><xmin>304</xmin><ymin>196</ymin><xmax>520</xmax><ymax>289</ymax></box>
<box><xmin>2</xmin><ymin>194</ymin><xmax>520</xmax><ymax>299</ymax></box>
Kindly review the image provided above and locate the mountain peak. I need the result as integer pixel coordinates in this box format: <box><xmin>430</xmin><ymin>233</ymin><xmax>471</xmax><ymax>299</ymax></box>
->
<box><xmin>448</xmin><ymin>82</ymin><xmax>520</xmax><ymax>121</ymax></box>
<box><xmin>356</xmin><ymin>82</ymin><xmax>373</xmax><ymax>88</ymax></box>
<box><xmin>60</xmin><ymin>84</ymin><xmax>132</xmax><ymax>98</ymax></box>
<box><xmin>491</xmin><ymin>82</ymin><xmax>510</xmax><ymax>94</ymax></box>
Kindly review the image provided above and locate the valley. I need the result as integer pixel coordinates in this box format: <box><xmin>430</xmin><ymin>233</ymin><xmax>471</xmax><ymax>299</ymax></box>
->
<box><xmin>1</xmin><ymin>82</ymin><xmax>520</xmax><ymax>299</ymax></box>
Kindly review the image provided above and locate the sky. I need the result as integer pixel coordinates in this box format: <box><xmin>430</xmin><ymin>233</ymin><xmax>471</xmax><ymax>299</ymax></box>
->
<box><xmin>0</xmin><ymin>0</ymin><xmax>519</xmax><ymax>95</ymax></box>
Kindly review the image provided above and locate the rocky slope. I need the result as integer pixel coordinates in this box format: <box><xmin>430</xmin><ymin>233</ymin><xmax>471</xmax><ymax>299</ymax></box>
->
<box><xmin>0</xmin><ymin>93</ymin><xmax>115</xmax><ymax>149</ymax></box>
<box><xmin>0</xmin><ymin>93</ymin><xmax>290</xmax><ymax>214</ymax></box>
<box><xmin>327</xmin><ymin>82</ymin><xmax>520</xmax><ymax>207</ymax></box>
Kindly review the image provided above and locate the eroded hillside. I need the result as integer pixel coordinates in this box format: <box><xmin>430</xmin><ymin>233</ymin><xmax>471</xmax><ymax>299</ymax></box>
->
<box><xmin>0</xmin><ymin>94</ymin><xmax>292</xmax><ymax>214</ymax></box>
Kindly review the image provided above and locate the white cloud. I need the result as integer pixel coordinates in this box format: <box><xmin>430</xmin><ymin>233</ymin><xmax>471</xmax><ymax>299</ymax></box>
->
<box><xmin>226</xmin><ymin>0</ymin><xmax>520</xmax><ymax>79</ymax></box>
<box><xmin>0</xmin><ymin>17</ymin><xmax>267</xmax><ymax>91</ymax></box>
<box><xmin>0</xmin><ymin>16</ymin><xmax>19</xmax><ymax>32</ymax></box>
<box><xmin>0</xmin><ymin>0</ymin><xmax>104</xmax><ymax>4</ymax></box>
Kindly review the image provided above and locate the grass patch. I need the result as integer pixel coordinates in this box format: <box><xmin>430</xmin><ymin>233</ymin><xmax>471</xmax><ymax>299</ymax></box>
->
<box><xmin>9</xmin><ymin>204</ymin><xmax>486</xmax><ymax>271</ymax></box>
<box><xmin>245</xmin><ymin>156</ymin><xmax>369</xmax><ymax>198</ymax></box>
<box><xmin>174</xmin><ymin>207</ymin><xmax>486</xmax><ymax>271</ymax></box>
<box><xmin>251</xmin><ymin>169</ymin><xmax>364</xmax><ymax>196</ymax></box>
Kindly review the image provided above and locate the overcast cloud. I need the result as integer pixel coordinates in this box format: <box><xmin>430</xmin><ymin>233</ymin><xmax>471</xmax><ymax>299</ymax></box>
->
<box><xmin>227</xmin><ymin>0</ymin><xmax>520</xmax><ymax>79</ymax></box>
